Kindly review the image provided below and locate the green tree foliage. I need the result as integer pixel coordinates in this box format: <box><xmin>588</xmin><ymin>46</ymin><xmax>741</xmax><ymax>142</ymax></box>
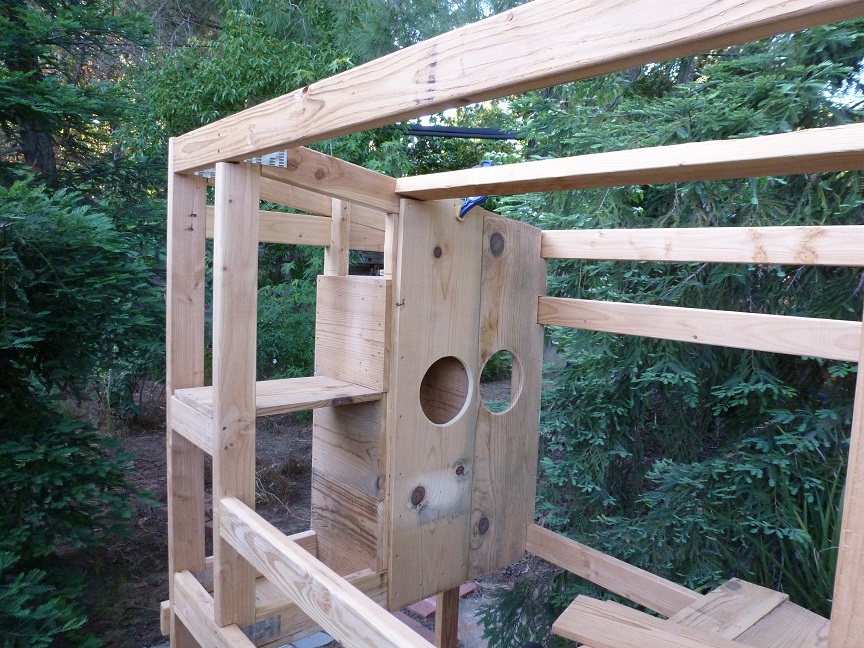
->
<box><xmin>481</xmin><ymin>21</ymin><xmax>864</xmax><ymax>646</ymax></box>
<box><xmin>0</xmin><ymin>179</ymin><xmax>153</xmax><ymax>644</ymax></box>
<box><xmin>0</xmin><ymin>0</ymin><xmax>150</xmax><ymax>187</ymax></box>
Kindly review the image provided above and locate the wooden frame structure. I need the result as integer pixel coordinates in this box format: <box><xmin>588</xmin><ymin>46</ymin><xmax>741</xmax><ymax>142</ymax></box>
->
<box><xmin>164</xmin><ymin>2</ymin><xmax>864</xmax><ymax>647</ymax></box>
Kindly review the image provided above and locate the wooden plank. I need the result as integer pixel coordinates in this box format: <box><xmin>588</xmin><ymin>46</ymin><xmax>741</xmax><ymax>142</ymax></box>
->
<box><xmin>310</xmin><ymin>470</ymin><xmax>380</xmax><ymax>576</ymax></box>
<box><xmin>174</xmin><ymin>376</ymin><xmax>384</xmax><ymax>419</ymax></box>
<box><xmin>260</xmin><ymin>150</ymin><xmax>399</xmax><ymax>214</ymax></box>
<box><xmin>166</xmin><ymin>150</ymin><xmax>208</xmax><ymax>648</ymax></box>
<box><xmin>669</xmin><ymin>578</ymin><xmax>787</xmax><ymax>638</ymax></box>
<box><xmin>170</xmin><ymin>395</ymin><xmax>213</xmax><ymax>455</ymax></box>
<box><xmin>397</xmin><ymin>124</ymin><xmax>864</xmax><ymax>200</ymax></box>
<box><xmin>435</xmin><ymin>588</ymin><xmax>460</xmax><ymax>648</ymax></box>
<box><xmin>537</xmin><ymin>298</ymin><xmax>861</xmax><ymax>362</ymax></box>
<box><xmin>256</xmin><ymin>570</ymin><xmax>389</xmax><ymax>648</ymax></box>
<box><xmin>541</xmin><ymin>225</ymin><xmax>864</xmax><ymax>266</ymax></box>
<box><xmin>386</xmin><ymin>199</ymin><xmax>484</xmax><ymax>609</ymax></box>
<box><xmin>829</xmin><ymin>309</ymin><xmax>864</xmax><ymax>648</ymax></box>
<box><xmin>742</xmin><ymin>600</ymin><xmax>829</xmax><ymax>648</ymax></box>
<box><xmin>212</xmin><ymin>161</ymin><xmax>260</xmax><ymax>627</ymax></box>
<box><xmin>173</xmin><ymin>571</ymin><xmax>256</xmax><ymax>648</ymax></box>
<box><xmin>324</xmin><ymin>199</ymin><xmax>351</xmax><ymax>276</ymax></box>
<box><xmin>553</xmin><ymin>596</ymin><xmax>746</xmax><ymax>648</ymax></box>
<box><xmin>205</xmin><ymin>205</ymin><xmax>384</xmax><ymax>251</ymax></box>
<box><xmin>469</xmin><ymin>214</ymin><xmax>546</xmax><ymax>578</ymax></box>
<box><xmin>315</xmin><ymin>276</ymin><xmax>391</xmax><ymax>392</ymax></box>
<box><xmin>172</xmin><ymin>0</ymin><xmax>864</xmax><ymax>173</ymax></box>
<box><xmin>206</xmin><ymin>205</ymin><xmax>330</xmax><ymax>247</ymax></box>
<box><xmin>220</xmin><ymin>497</ymin><xmax>433</xmax><ymax>648</ymax></box>
<box><xmin>312</xmin><ymin>402</ymin><xmax>385</xmax><ymax>575</ymax></box>
<box><xmin>526</xmin><ymin>525</ymin><xmax>701</xmax><ymax>617</ymax></box>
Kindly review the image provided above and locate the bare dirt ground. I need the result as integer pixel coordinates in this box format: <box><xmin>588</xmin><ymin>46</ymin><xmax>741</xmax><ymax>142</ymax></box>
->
<box><xmin>78</xmin><ymin>379</ymin><xmax>519</xmax><ymax>647</ymax></box>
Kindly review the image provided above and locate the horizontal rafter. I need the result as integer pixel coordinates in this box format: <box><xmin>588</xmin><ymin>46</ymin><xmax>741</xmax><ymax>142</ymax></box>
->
<box><xmin>537</xmin><ymin>297</ymin><xmax>861</xmax><ymax>361</ymax></box>
<box><xmin>396</xmin><ymin>124</ymin><xmax>864</xmax><ymax>199</ymax></box>
<box><xmin>541</xmin><ymin>225</ymin><xmax>864</xmax><ymax>266</ymax></box>
<box><xmin>171</xmin><ymin>0</ymin><xmax>864</xmax><ymax>173</ymax></box>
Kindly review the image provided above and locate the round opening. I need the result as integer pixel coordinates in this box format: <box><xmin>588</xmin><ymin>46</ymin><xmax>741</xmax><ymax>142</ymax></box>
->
<box><xmin>419</xmin><ymin>356</ymin><xmax>470</xmax><ymax>425</ymax></box>
<box><xmin>480</xmin><ymin>350</ymin><xmax>522</xmax><ymax>413</ymax></box>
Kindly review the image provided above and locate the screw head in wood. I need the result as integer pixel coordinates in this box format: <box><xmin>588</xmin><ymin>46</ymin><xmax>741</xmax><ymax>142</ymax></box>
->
<box><xmin>411</xmin><ymin>486</ymin><xmax>426</xmax><ymax>506</ymax></box>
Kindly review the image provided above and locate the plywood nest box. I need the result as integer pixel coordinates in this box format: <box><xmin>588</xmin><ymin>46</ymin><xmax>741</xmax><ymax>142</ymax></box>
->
<box><xmin>163</xmin><ymin>2</ymin><xmax>864</xmax><ymax>647</ymax></box>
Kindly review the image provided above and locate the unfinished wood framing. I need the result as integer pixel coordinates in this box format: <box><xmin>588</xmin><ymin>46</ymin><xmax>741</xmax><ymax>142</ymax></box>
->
<box><xmin>395</xmin><ymin>124</ymin><xmax>864</xmax><ymax>199</ymax></box>
<box><xmin>171</xmin><ymin>0</ymin><xmax>864</xmax><ymax>172</ymax></box>
<box><xmin>164</xmin><ymin>2</ymin><xmax>864</xmax><ymax>647</ymax></box>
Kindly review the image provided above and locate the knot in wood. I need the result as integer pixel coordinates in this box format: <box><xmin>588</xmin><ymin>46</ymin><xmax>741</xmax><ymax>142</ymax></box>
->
<box><xmin>411</xmin><ymin>485</ymin><xmax>426</xmax><ymax>506</ymax></box>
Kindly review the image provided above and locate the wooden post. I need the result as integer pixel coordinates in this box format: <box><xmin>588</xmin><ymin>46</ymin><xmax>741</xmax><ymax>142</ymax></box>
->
<box><xmin>166</xmin><ymin>138</ymin><xmax>208</xmax><ymax>648</ymax></box>
<box><xmin>212</xmin><ymin>161</ymin><xmax>261</xmax><ymax>628</ymax></box>
<box><xmin>435</xmin><ymin>588</ymin><xmax>460</xmax><ymax>648</ymax></box>
<box><xmin>829</xmin><ymin>317</ymin><xmax>864</xmax><ymax>648</ymax></box>
<box><xmin>324</xmin><ymin>198</ymin><xmax>351</xmax><ymax>276</ymax></box>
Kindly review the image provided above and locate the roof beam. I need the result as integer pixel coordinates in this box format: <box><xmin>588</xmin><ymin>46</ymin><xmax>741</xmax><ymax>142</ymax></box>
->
<box><xmin>395</xmin><ymin>124</ymin><xmax>864</xmax><ymax>199</ymax></box>
<box><xmin>171</xmin><ymin>0</ymin><xmax>864</xmax><ymax>173</ymax></box>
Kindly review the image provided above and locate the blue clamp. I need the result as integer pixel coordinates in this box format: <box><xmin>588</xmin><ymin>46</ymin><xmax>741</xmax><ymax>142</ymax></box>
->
<box><xmin>457</xmin><ymin>160</ymin><xmax>494</xmax><ymax>221</ymax></box>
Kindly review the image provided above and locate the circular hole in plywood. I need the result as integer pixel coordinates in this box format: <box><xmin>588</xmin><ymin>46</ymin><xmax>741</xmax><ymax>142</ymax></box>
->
<box><xmin>419</xmin><ymin>356</ymin><xmax>470</xmax><ymax>425</ymax></box>
<box><xmin>480</xmin><ymin>350</ymin><xmax>522</xmax><ymax>414</ymax></box>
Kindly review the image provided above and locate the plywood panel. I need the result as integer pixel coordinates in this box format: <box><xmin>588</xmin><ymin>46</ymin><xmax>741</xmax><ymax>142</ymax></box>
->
<box><xmin>172</xmin><ymin>0</ymin><xmax>864</xmax><ymax>172</ymax></box>
<box><xmin>541</xmin><ymin>225</ymin><xmax>864</xmax><ymax>266</ymax></box>
<box><xmin>538</xmin><ymin>298</ymin><xmax>861</xmax><ymax>362</ymax></box>
<box><xmin>386</xmin><ymin>199</ymin><xmax>484</xmax><ymax>609</ymax></box>
<box><xmin>396</xmin><ymin>124</ymin><xmax>864</xmax><ymax>199</ymax></box>
<box><xmin>469</xmin><ymin>213</ymin><xmax>545</xmax><ymax>578</ymax></box>
<box><xmin>211</xmin><ymin>161</ymin><xmax>260</xmax><ymax>627</ymax></box>
<box><xmin>315</xmin><ymin>275</ymin><xmax>391</xmax><ymax>391</ymax></box>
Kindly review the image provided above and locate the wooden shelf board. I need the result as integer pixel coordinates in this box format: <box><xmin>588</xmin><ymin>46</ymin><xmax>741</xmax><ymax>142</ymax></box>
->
<box><xmin>174</xmin><ymin>375</ymin><xmax>383</xmax><ymax>419</ymax></box>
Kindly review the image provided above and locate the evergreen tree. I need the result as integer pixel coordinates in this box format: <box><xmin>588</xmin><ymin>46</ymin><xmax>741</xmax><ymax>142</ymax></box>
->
<box><xmin>481</xmin><ymin>20</ymin><xmax>864</xmax><ymax>647</ymax></box>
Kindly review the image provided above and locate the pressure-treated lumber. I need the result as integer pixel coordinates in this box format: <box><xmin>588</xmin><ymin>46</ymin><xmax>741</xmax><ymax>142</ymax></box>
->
<box><xmin>469</xmin><ymin>214</ymin><xmax>546</xmax><ymax>578</ymax></box>
<box><xmin>166</xmin><ymin>152</ymin><xmax>208</xmax><ymax>648</ymax></box>
<box><xmin>386</xmin><ymin>199</ymin><xmax>484</xmax><ymax>609</ymax></box>
<box><xmin>220</xmin><ymin>497</ymin><xmax>433</xmax><ymax>647</ymax></box>
<box><xmin>260</xmin><ymin>149</ymin><xmax>399</xmax><ymax>214</ymax></box>
<box><xmin>526</xmin><ymin>525</ymin><xmax>701</xmax><ymax>617</ymax></box>
<box><xmin>173</xmin><ymin>571</ymin><xmax>256</xmax><ymax>648</ymax></box>
<box><xmin>740</xmin><ymin>601</ymin><xmax>829</xmax><ymax>648</ymax></box>
<box><xmin>174</xmin><ymin>376</ymin><xmax>383</xmax><ymax>422</ymax></box>
<box><xmin>829</xmin><ymin>311</ymin><xmax>864</xmax><ymax>648</ymax></box>
<box><xmin>212</xmin><ymin>162</ymin><xmax>260</xmax><ymax>627</ymax></box>
<box><xmin>553</xmin><ymin>596</ymin><xmax>749</xmax><ymax>648</ymax></box>
<box><xmin>541</xmin><ymin>225</ymin><xmax>864</xmax><ymax>266</ymax></box>
<box><xmin>171</xmin><ymin>0</ymin><xmax>864</xmax><ymax>173</ymax></box>
<box><xmin>537</xmin><ymin>298</ymin><xmax>861</xmax><ymax>362</ymax></box>
<box><xmin>396</xmin><ymin>124</ymin><xmax>864</xmax><ymax>200</ymax></box>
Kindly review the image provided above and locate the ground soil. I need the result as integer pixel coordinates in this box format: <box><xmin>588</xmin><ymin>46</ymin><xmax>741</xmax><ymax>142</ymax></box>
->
<box><xmin>78</xmin><ymin>379</ymin><xmax>520</xmax><ymax>647</ymax></box>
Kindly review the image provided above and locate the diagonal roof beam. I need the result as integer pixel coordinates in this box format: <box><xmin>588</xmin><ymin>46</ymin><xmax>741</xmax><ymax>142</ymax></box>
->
<box><xmin>171</xmin><ymin>0</ymin><xmax>864</xmax><ymax>174</ymax></box>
